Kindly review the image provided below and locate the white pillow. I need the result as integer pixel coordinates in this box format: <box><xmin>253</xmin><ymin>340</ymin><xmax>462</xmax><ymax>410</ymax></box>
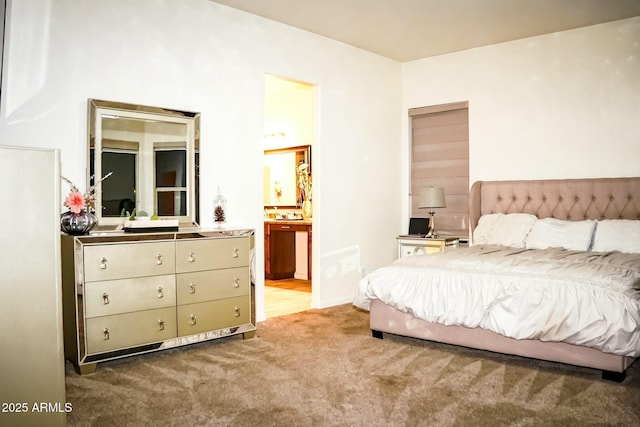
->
<box><xmin>592</xmin><ymin>220</ymin><xmax>640</xmax><ymax>253</ymax></box>
<box><xmin>525</xmin><ymin>218</ymin><xmax>596</xmax><ymax>251</ymax></box>
<box><xmin>473</xmin><ymin>213</ymin><xmax>537</xmax><ymax>248</ymax></box>
<box><xmin>473</xmin><ymin>213</ymin><xmax>502</xmax><ymax>244</ymax></box>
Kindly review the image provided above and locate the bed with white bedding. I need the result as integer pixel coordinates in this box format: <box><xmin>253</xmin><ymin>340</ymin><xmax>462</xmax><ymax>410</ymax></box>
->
<box><xmin>354</xmin><ymin>177</ymin><xmax>640</xmax><ymax>381</ymax></box>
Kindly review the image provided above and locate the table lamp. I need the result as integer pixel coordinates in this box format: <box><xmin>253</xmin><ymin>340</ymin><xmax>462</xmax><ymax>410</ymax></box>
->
<box><xmin>419</xmin><ymin>187</ymin><xmax>446</xmax><ymax>238</ymax></box>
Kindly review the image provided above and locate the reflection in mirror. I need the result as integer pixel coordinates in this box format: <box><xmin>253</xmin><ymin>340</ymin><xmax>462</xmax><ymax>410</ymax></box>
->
<box><xmin>88</xmin><ymin>99</ymin><xmax>200</xmax><ymax>228</ymax></box>
<box><xmin>263</xmin><ymin>145</ymin><xmax>311</xmax><ymax>207</ymax></box>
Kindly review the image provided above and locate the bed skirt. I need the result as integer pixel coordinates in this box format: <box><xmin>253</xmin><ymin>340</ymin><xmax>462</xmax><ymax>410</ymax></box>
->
<box><xmin>370</xmin><ymin>299</ymin><xmax>635</xmax><ymax>374</ymax></box>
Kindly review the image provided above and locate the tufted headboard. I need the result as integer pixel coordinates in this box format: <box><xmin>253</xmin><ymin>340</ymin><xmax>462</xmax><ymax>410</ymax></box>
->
<box><xmin>469</xmin><ymin>177</ymin><xmax>640</xmax><ymax>231</ymax></box>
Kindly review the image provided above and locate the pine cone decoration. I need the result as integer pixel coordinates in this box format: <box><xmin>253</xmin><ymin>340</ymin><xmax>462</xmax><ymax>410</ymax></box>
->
<box><xmin>214</xmin><ymin>205</ymin><xmax>226</xmax><ymax>222</ymax></box>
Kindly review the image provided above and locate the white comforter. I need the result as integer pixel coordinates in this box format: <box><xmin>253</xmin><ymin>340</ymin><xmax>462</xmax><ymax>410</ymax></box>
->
<box><xmin>354</xmin><ymin>245</ymin><xmax>640</xmax><ymax>357</ymax></box>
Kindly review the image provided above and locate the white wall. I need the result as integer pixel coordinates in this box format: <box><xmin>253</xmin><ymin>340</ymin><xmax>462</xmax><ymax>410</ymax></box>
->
<box><xmin>264</xmin><ymin>76</ymin><xmax>314</xmax><ymax>149</ymax></box>
<box><xmin>402</xmin><ymin>17</ymin><xmax>640</xmax><ymax>222</ymax></box>
<box><xmin>0</xmin><ymin>0</ymin><xmax>402</xmax><ymax>320</ymax></box>
<box><xmin>8</xmin><ymin>2</ymin><xmax>631</xmax><ymax>322</ymax></box>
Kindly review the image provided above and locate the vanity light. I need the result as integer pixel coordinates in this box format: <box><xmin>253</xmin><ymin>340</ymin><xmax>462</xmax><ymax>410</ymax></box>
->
<box><xmin>263</xmin><ymin>132</ymin><xmax>285</xmax><ymax>140</ymax></box>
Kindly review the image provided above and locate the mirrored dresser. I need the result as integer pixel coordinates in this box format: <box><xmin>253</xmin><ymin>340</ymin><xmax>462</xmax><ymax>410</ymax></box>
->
<box><xmin>61</xmin><ymin>229</ymin><xmax>255</xmax><ymax>374</ymax></box>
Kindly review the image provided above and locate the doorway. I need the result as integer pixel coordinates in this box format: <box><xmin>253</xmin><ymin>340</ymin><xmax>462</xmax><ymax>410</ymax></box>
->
<box><xmin>263</xmin><ymin>74</ymin><xmax>314</xmax><ymax>318</ymax></box>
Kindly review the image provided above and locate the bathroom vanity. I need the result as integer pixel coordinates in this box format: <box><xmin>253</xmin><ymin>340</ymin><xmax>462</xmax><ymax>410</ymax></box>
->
<box><xmin>264</xmin><ymin>220</ymin><xmax>312</xmax><ymax>280</ymax></box>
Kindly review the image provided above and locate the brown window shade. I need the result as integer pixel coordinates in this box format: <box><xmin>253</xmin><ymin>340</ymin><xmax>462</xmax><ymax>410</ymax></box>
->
<box><xmin>410</xmin><ymin>102</ymin><xmax>469</xmax><ymax>235</ymax></box>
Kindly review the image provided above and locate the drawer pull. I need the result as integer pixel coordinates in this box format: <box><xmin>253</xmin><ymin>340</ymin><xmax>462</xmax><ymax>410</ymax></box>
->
<box><xmin>158</xmin><ymin>319</ymin><xmax>165</xmax><ymax>331</ymax></box>
<box><xmin>103</xmin><ymin>328</ymin><xmax>110</xmax><ymax>340</ymax></box>
<box><xmin>233</xmin><ymin>277</ymin><xmax>240</xmax><ymax>288</ymax></box>
<box><xmin>156</xmin><ymin>254</ymin><xmax>163</xmax><ymax>265</ymax></box>
<box><xmin>100</xmin><ymin>257</ymin><xmax>108</xmax><ymax>269</ymax></box>
<box><xmin>189</xmin><ymin>313</ymin><xmax>197</xmax><ymax>325</ymax></box>
<box><xmin>189</xmin><ymin>283</ymin><xmax>196</xmax><ymax>294</ymax></box>
<box><xmin>157</xmin><ymin>286</ymin><xmax>164</xmax><ymax>298</ymax></box>
<box><xmin>102</xmin><ymin>293</ymin><xmax>110</xmax><ymax>305</ymax></box>
<box><xmin>188</xmin><ymin>251</ymin><xmax>196</xmax><ymax>263</ymax></box>
<box><xmin>234</xmin><ymin>306</ymin><xmax>241</xmax><ymax>317</ymax></box>
<box><xmin>233</xmin><ymin>247</ymin><xmax>240</xmax><ymax>258</ymax></box>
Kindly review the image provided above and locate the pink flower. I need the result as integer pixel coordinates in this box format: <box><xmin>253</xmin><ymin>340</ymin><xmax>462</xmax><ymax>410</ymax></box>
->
<box><xmin>61</xmin><ymin>172</ymin><xmax>111</xmax><ymax>214</ymax></box>
<box><xmin>65</xmin><ymin>191</ymin><xmax>86</xmax><ymax>214</ymax></box>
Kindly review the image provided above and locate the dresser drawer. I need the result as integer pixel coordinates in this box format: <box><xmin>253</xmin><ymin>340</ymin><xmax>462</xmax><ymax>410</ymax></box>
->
<box><xmin>83</xmin><ymin>241</ymin><xmax>176</xmax><ymax>282</ymax></box>
<box><xmin>84</xmin><ymin>275</ymin><xmax>176</xmax><ymax>318</ymax></box>
<box><xmin>176</xmin><ymin>237</ymin><xmax>250</xmax><ymax>273</ymax></box>
<box><xmin>177</xmin><ymin>296</ymin><xmax>250</xmax><ymax>336</ymax></box>
<box><xmin>85</xmin><ymin>307</ymin><xmax>177</xmax><ymax>354</ymax></box>
<box><xmin>176</xmin><ymin>268</ymin><xmax>250</xmax><ymax>305</ymax></box>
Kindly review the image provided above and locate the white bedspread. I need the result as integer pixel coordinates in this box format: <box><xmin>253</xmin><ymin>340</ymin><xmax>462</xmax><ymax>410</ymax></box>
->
<box><xmin>354</xmin><ymin>245</ymin><xmax>640</xmax><ymax>357</ymax></box>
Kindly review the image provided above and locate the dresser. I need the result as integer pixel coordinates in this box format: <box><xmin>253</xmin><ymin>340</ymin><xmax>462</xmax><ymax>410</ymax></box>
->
<box><xmin>61</xmin><ymin>229</ymin><xmax>255</xmax><ymax>374</ymax></box>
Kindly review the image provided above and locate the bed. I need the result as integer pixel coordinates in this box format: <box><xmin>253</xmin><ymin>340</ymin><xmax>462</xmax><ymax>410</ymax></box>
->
<box><xmin>354</xmin><ymin>177</ymin><xmax>640</xmax><ymax>381</ymax></box>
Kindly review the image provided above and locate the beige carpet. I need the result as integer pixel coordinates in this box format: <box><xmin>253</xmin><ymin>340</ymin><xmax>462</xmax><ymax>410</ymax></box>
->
<box><xmin>65</xmin><ymin>304</ymin><xmax>640</xmax><ymax>426</ymax></box>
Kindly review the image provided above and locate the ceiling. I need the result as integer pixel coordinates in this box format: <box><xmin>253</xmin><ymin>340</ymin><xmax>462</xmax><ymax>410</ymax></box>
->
<box><xmin>210</xmin><ymin>0</ymin><xmax>640</xmax><ymax>62</ymax></box>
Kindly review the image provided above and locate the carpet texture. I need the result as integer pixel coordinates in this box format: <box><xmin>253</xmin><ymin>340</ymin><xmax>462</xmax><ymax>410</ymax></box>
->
<box><xmin>65</xmin><ymin>304</ymin><xmax>640</xmax><ymax>426</ymax></box>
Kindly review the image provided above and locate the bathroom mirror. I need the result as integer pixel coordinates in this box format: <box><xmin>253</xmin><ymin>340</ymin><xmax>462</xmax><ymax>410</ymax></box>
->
<box><xmin>263</xmin><ymin>145</ymin><xmax>311</xmax><ymax>207</ymax></box>
<box><xmin>88</xmin><ymin>99</ymin><xmax>200</xmax><ymax>228</ymax></box>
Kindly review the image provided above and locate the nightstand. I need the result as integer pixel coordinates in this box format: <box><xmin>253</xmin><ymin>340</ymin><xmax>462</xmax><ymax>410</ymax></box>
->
<box><xmin>396</xmin><ymin>236</ymin><xmax>460</xmax><ymax>258</ymax></box>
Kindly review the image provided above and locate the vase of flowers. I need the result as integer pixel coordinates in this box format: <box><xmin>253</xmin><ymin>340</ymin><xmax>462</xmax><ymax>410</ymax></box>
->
<box><xmin>60</xmin><ymin>173</ymin><xmax>112</xmax><ymax>235</ymax></box>
<box><xmin>60</xmin><ymin>210</ymin><xmax>98</xmax><ymax>236</ymax></box>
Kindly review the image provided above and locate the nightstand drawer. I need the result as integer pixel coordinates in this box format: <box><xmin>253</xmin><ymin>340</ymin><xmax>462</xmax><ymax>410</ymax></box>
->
<box><xmin>396</xmin><ymin>236</ymin><xmax>459</xmax><ymax>258</ymax></box>
<box><xmin>177</xmin><ymin>296</ymin><xmax>250</xmax><ymax>336</ymax></box>
<box><xmin>83</xmin><ymin>241</ymin><xmax>175</xmax><ymax>282</ymax></box>
<box><xmin>399</xmin><ymin>244</ymin><xmax>441</xmax><ymax>257</ymax></box>
<box><xmin>86</xmin><ymin>307</ymin><xmax>177</xmax><ymax>354</ymax></box>
<box><xmin>84</xmin><ymin>275</ymin><xmax>176</xmax><ymax>318</ymax></box>
<box><xmin>176</xmin><ymin>268</ymin><xmax>250</xmax><ymax>305</ymax></box>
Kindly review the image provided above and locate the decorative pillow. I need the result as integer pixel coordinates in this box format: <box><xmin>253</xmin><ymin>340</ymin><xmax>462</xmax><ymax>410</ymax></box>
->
<box><xmin>591</xmin><ymin>220</ymin><xmax>640</xmax><ymax>253</ymax></box>
<box><xmin>473</xmin><ymin>213</ymin><xmax>537</xmax><ymax>248</ymax></box>
<box><xmin>473</xmin><ymin>213</ymin><xmax>502</xmax><ymax>244</ymax></box>
<box><xmin>525</xmin><ymin>218</ymin><xmax>596</xmax><ymax>251</ymax></box>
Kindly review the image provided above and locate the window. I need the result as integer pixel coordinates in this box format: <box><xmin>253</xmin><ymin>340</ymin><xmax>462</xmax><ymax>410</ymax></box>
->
<box><xmin>409</xmin><ymin>101</ymin><xmax>469</xmax><ymax>235</ymax></box>
<box><xmin>155</xmin><ymin>147</ymin><xmax>187</xmax><ymax>217</ymax></box>
<box><xmin>91</xmin><ymin>139</ymin><xmax>139</xmax><ymax>217</ymax></box>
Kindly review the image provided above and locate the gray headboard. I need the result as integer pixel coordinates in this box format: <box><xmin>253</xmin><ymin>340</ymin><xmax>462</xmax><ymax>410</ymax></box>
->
<box><xmin>469</xmin><ymin>177</ymin><xmax>640</xmax><ymax>231</ymax></box>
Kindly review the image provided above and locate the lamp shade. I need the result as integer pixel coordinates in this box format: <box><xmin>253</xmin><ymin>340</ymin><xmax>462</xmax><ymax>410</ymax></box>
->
<box><xmin>418</xmin><ymin>187</ymin><xmax>446</xmax><ymax>209</ymax></box>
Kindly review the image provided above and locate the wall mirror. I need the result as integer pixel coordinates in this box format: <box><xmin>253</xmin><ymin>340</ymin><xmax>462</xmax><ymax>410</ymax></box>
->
<box><xmin>263</xmin><ymin>145</ymin><xmax>311</xmax><ymax>207</ymax></box>
<box><xmin>88</xmin><ymin>99</ymin><xmax>200</xmax><ymax>228</ymax></box>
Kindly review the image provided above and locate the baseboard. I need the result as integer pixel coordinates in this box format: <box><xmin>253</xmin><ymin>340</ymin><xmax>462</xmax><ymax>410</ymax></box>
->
<box><xmin>315</xmin><ymin>296</ymin><xmax>354</xmax><ymax>309</ymax></box>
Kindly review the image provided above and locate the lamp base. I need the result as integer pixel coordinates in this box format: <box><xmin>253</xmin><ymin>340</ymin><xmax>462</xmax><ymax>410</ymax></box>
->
<box><xmin>427</xmin><ymin>211</ymin><xmax>438</xmax><ymax>238</ymax></box>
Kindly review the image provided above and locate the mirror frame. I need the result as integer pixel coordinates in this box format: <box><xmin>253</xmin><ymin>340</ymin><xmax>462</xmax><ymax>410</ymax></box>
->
<box><xmin>88</xmin><ymin>99</ymin><xmax>200</xmax><ymax>228</ymax></box>
<box><xmin>263</xmin><ymin>145</ymin><xmax>311</xmax><ymax>208</ymax></box>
